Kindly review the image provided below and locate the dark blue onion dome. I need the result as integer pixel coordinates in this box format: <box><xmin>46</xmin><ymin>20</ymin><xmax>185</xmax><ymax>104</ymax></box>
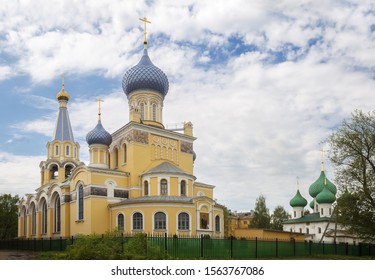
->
<box><xmin>122</xmin><ymin>49</ymin><xmax>169</xmax><ymax>96</ymax></box>
<box><xmin>86</xmin><ymin>120</ymin><xmax>112</xmax><ymax>146</ymax></box>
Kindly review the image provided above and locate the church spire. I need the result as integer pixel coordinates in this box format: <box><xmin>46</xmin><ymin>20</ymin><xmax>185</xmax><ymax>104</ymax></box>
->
<box><xmin>53</xmin><ymin>77</ymin><xmax>74</xmax><ymax>141</ymax></box>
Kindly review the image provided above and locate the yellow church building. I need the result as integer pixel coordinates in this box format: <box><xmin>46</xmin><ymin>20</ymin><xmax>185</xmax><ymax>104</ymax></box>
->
<box><xmin>18</xmin><ymin>25</ymin><xmax>224</xmax><ymax>239</ymax></box>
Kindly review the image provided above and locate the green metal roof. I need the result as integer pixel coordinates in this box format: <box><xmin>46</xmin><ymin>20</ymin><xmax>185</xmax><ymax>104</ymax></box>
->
<box><xmin>289</xmin><ymin>190</ymin><xmax>308</xmax><ymax>207</ymax></box>
<box><xmin>308</xmin><ymin>170</ymin><xmax>337</xmax><ymax>198</ymax></box>
<box><xmin>283</xmin><ymin>212</ymin><xmax>335</xmax><ymax>224</ymax></box>
<box><xmin>142</xmin><ymin>162</ymin><xmax>192</xmax><ymax>177</ymax></box>
<box><xmin>316</xmin><ymin>185</ymin><xmax>336</xmax><ymax>204</ymax></box>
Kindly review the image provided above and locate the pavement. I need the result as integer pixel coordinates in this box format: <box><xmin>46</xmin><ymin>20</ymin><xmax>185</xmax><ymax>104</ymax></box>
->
<box><xmin>0</xmin><ymin>250</ymin><xmax>36</xmax><ymax>260</ymax></box>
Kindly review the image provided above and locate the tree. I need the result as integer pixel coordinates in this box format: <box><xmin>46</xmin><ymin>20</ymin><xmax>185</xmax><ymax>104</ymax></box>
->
<box><xmin>250</xmin><ymin>195</ymin><xmax>271</xmax><ymax>229</ymax></box>
<box><xmin>327</xmin><ymin>110</ymin><xmax>375</xmax><ymax>241</ymax></box>
<box><xmin>270</xmin><ymin>205</ymin><xmax>291</xmax><ymax>230</ymax></box>
<box><xmin>0</xmin><ymin>194</ymin><xmax>20</xmax><ymax>239</ymax></box>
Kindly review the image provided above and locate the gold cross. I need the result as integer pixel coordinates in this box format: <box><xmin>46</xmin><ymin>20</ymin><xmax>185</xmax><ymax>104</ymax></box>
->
<box><xmin>61</xmin><ymin>74</ymin><xmax>65</xmax><ymax>89</ymax></box>
<box><xmin>139</xmin><ymin>16</ymin><xmax>151</xmax><ymax>49</ymax></box>
<box><xmin>96</xmin><ymin>97</ymin><xmax>104</xmax><ymax>120</ymax></box>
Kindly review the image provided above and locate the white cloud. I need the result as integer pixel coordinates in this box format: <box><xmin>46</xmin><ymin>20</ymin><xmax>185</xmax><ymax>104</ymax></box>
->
<box><xmin>1</xmin><ymin>0</ymin><xmax>375</xmax><ymax>212</ymax></box>
<box><xmin>0</xmin><ymin>65</ymin><xmax>13</xmax><ymax>80</ymax></box>
<box><xmin>0</xmin><ymin>152</ymin><xmax>44</xmax><ymax>196</ymax></box>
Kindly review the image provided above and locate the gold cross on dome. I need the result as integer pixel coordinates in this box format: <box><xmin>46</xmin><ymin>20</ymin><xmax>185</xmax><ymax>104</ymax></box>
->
<box><xmin>320</xmin><ymin>147</ymin><xmax>325</xmax><ymax>171</ymax></box>
<box><xmin>139</xmin><ymin>16</ymin><xmax>151</xmax><ymax>49</ymax></box>
<box><xmin>61</xmin><ymin>74</ymin><xmax>65</xmax><ymax>89</ymax></box>
<box><xmin>96</xmin><ymin>97</ymin><xmax>104</xmax><ymax>120</ymax></box>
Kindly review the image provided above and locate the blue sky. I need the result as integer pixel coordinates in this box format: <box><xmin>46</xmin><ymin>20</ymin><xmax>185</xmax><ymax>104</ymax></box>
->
<box><xmin>1</xmin><ymin>0</ymin><xmax>375</xmax><ymax>213</ymax></box>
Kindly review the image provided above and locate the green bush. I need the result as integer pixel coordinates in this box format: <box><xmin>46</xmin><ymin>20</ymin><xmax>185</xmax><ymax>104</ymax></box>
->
<box><xmin>59</xmin><ymin>232</ymin><xmax>167</xmax><ymax>260</ymax></box>
<box><xmin>123</xmin><ymin>233</ymin><xmax>168</xmax><ymax>260</ymax></box>
<box><xmin>65</xmin><ymin>232</ymin><xmax>123</xmax><ymax>260</ymax></box>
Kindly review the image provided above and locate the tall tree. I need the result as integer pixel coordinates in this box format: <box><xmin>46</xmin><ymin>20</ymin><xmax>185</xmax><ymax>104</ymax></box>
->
<box><xmin>250</xmin><ymin>195</ymin><xmax>271</xmax><ymax>229</ymax></box>
<box><xmin>0</xmin><ymin>194</ymin><xmax>20</xmax><ymax>239</ymax></box>
<box><xmin>270</xmin><ymin>205</ymin><xmax>291</xmax><ymax>230</ymax></box>
<box><xmin>327</xmin><ymin>110</ymin><xmax>375</xmax><ymax>241</ymax></box>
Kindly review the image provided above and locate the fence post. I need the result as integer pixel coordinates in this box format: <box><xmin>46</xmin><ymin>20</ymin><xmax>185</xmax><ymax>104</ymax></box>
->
<box><xmin>322</xmin><ymin>241</ymin><xmax>325</xmax><ymax>255</ymax></box>
<box><xmin>49</xmin><ymin>237</ymin><xmax>52</xmax><ymax>250</ymax></box>
<box><xmin>71</xmin><ymin>235</ymin><xmax>74</xmax><ymax>245</ymax></box>
<box><xmin>309</xmin><ymin>241</ymin><xmax>312</xmax><ymax>256</ymax></box>
<box><xmin>121</xmin><ymin>232</ymin><xmax>124</xmax><ymax>253</ymax></box>
<box><xmin>275</xmin><ymin>238</ymin><xmax>278</xmax><ymax>258</ymax></box>
<box><xmin>60</xmin><ymin>236</ymin><xmax>63</xmax><ymax>251</ymax></box>
<box><xmin>34</xmin><ymin>238</ymin><xmax>36</xmax><ymax>251</ymax></box>
<box><xmin>200</xmin><ymin>235</ymin><xmax>204</xmax><ymax>258</ymax></box>
<box><xmin>230</xmin><ymin>235</ymin><xmax>233</xmax><ymax>259</ymax></box>
<box><xmin>346</xmin><ymin>242</ymin><xmax>349</xmax><ymax>256</ymax></box>
<box><xmin>359</xmin><ymin>243</ymin><xmax>362</xmax><ymax>257</ymax></box>
<box><xmin>255</xmin><ymin>237</ymin><xmax>258</xmax><ymax>259</ymax></box>
<box><xmin>334</xmin><ymin>241</ymin><xmax>337</xmax><ymax>255</ymax></box>
<box><xmin>41</xmin><ymin>237</ymin><xmax>43</xmax><ymax>251</ymax></box>
<box><xmin>164</xmin><ymin>232</ymin><xmax>168</xmax><ymax>254</ymax></box>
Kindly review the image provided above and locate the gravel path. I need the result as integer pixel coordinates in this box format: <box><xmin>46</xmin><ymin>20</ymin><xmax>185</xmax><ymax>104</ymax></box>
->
<box><xmin>0</xmin><ymin>250</ymin><xmax>36</xmax><ymax>260</ymax></box>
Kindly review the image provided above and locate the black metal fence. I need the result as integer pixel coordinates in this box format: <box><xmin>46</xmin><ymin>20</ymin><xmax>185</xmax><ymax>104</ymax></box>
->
<box><xmin>1</xmin><ymin>235</ymin><xmax>374</xmax><ymax>259</ymax></box>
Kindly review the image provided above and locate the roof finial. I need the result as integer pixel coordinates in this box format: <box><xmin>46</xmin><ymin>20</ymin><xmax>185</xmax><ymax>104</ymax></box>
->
<box><xmin>96</xmin><ymin>97</ymin><xmax>104</xmax><ymax>120</ymax></box>
<box><xmin>320</xmin><ymin>147</ymin><xmax>325</xmax><ymax>171</ymax></box>
<box><xmin>61</xmin><ymin>74</ymin><xmax>65</xmax><ymax>89</ymax></box>
<box><xmin>296</xmin><ymin>176</ymin><xmax>300</xmax><ymax>190</ymax></box>
<box><xmin>139</xmin><ymin>16</ymin><xmax>151</xmax><ymax>49</ymax></box>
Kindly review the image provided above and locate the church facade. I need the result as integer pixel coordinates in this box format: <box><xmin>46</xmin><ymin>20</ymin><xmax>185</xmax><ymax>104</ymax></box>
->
<box><xmin>17</xmin><ymin>33</ymin><xmax>224</xmax><ymax>239</ymax></box>
<box><xmin>283</xmin><ymin>162</ymin><xmax>361</xmax><ymax>244</ymax></box>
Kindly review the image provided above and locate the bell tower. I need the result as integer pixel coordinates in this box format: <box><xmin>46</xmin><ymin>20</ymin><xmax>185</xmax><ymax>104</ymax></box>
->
<box><xmin>40</xmin><ymin>77</ymin><xmax>81</xmax><ymax>185</ymax></box>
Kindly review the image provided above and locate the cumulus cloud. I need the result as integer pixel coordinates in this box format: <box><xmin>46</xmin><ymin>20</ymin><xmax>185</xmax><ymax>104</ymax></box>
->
<box><xmin>1</xmin><ymin>0</ymin><xmax>375</xmax><ymax>212</ymax></box>
<box><xmin>0</xmin><ymin>152</ymin><xmax>44</xmax><ymax>196</ymax></box>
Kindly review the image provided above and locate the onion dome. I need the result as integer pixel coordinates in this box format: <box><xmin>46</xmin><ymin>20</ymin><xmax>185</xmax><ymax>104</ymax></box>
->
<box><xmin>57</xmin><ymin>87</ymin><xmax>70</xmax><ymax>101</ymax></box>
<box><xmin>122</xmin><ymin>49</ymin><xmax>169</xmax><ymax>96</ymax></box>
<box><xmin>86</xmin><ymin>120</ymin><xmax>112</xmax><ymax>146</ymax></box>
<box><xmin>316</xmin><ymin>185</ymin><xmax>336</xmax><ymax>204</ymax></box>
<box><xmin>309</xmin><ymin>200</ymin><xmax>314</xmax><ymax>209</ymax></box>
<box><xmin>309</xmin><ymin>171</ymin><xmax>337</xmax><ymax>198</ymax></box>
<box><xmin>289</xmin><ymin>190</ymin><xmax>308</xmax><ymax>208</ymax></box>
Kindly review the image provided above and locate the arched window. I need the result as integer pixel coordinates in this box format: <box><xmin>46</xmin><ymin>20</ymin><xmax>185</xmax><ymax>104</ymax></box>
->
<box><xmin>50</xmin><ymin>164</ymin><xmax>59</xmax><ymax>179</ymax></box>
<box><xmin>114</xmin><ymin>148</ymin><xmax>119</xmax><ymax>169</ymax></box>
<box><xmin>215</xmin><ymin>215</ymin><xmax>221</xmax><ymax>232</ymax></box>
<box><xmin>140</xmin><ymin>103</ymin><xmax>145</xmax><ymax>120</ymax></box>
<box><xmin>144</xmin><ymin>181</ymin><xmax>149</xmax><ymax>196</ymax></box>
<box><xmin>55</xmin><ymin>145</ymin><xmax>59</xmax><ymax>156</ymax></box>
<box><xmin>42</xmin><ymin>200</ymin><xmax>48</xmax><ymax>235</ymax></box>
<box><xmin>152</xmin><ymin>103</ymin><xmax>157</xmax><ymax>121</ymax></box>
<box><xmin>54</xmin><ymin>196</ymin><xmax>61</xmax><ymax>233</ymax></box>
<box><xmin>31</xmin><ymin>203</ymin><xmax>36</xmax><ymax>236</ymax></box>
<box><xmin>117</xmin><ymin>214</ymin><xmax>124</xmax><ymax>231</ymax></box>
<box><xmin>78</xmin><ymin>185</ymin><xmax>84</xmax><ymax>220</ymax></box>
<box><xmin>22</xmin><ymin>207</ymin><xmax>27</xmax><ymax>237</ymax></box>
<box><xmin>66</xmin><ymin>145</ymin><xmax>70</xmax><ymax>156</ymax></box>
<box><xmin>154</xmin><ymin>212</ymin><xmax>166</xmax><ymax>230</ymax></box>
<box><xmin>65</xmin><ymin>164</ymin><xmax>74</xmax><ymax>179</ymax></box>
<box><xmin>180</xmin><ymin>180</ymin><xmax>186</xmax><ymax>196</ymax></box>
<box><xmin>178</xmin><ymin>212</ymin><xmax>189</xmax><ymax>230</ymax></box>
<box><xmin>133</xmin><ymin>212</ymin><xmax>143</xmax><ymax>230</ymax></box>
<box><xmin>122</xmin><ymin>143</ymin><xmax>127</xmax><ymax>164</ymax></box>
<box><xmin>160</xmin><ymin>179</ymin><xmax>168</xmax><ymax>195</ymax></box>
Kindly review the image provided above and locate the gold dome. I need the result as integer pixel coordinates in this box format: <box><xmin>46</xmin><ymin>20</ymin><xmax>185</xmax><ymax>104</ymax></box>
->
<box><xmin>57</xmin><ymin>87</ymin><xmax>70</xmax><ymax>101</ymax></box>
